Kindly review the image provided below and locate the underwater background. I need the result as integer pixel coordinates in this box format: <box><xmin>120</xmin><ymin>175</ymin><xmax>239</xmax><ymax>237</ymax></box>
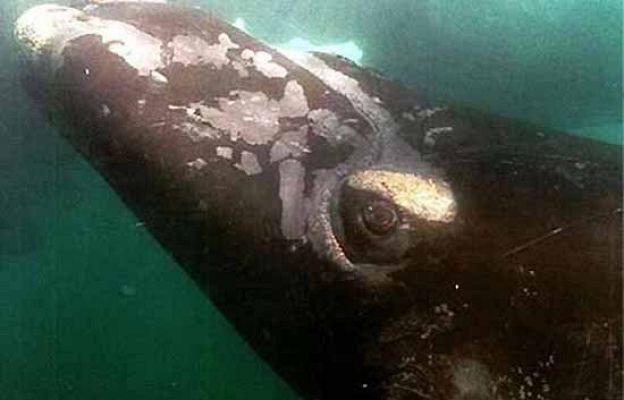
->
<box><xmin>0</xmin><ymin>0</ymin><xmax>621</xmax><ymax>399</ymax></box>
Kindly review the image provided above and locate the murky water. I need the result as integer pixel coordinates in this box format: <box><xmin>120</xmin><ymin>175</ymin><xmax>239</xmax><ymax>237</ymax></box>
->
<box><xmin>0</xmin><ymin>1</ymin><xmax>620</xmax><ymax>399</ymax></box>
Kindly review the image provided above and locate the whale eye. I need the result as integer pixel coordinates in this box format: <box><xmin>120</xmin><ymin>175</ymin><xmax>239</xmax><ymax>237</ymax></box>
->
<box><xmin>333</xmin><ymin>185</ymin><xmax>410</xmax><ymax>264</ymax></box>
<box><xmin>329</xmin><ymin>169</ymin><xmax>457</xmax><ymax>268</ymax></box>
<box><xmin>361</xmin><ymin>200</ymin><xmax>398</xmax><ymax>236</ymax></box>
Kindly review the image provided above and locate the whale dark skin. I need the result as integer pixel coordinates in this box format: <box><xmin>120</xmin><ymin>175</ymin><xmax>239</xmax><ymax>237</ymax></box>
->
<box><xmin>15</xmin><ymin>2</ymin><xmax>621</xmax><ymax>399</ymax></box>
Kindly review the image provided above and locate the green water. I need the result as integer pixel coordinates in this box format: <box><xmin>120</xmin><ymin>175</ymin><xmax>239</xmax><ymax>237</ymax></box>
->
<box><xmin>0</xmin><ymin>1</ymin><xmax>621</xmax><ymax>399</ymax></box>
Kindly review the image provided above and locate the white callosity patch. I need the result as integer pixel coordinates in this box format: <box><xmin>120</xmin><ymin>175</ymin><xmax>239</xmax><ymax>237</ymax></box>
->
<box><xmin>174</xmin><ymin>121</ymin><xmax>220</xmax><ymax>142</ymax></box>
<box><xmin>401</xmin><ymin>111</ymin><xmax>416</xmax><ymax>121</ymax></box>
<box><xmin>180</xmin><ymin>79</ymin><xmax>309</xmax><ymax>146</ymax></box>
<box><xmin>280</xmin><ymin>49</ymin><xmax>399</xmax><ymax>142</ymax></box>
<box><xmin>186</xmin><ymin>158</ymin><xmax>207</xmax><ymax>170</ymax></box>
<box><xmin>424</xmin><ymin>126</ymin><xmax>454</xmax><ymax>147</ymax></box>
<box><xmin>236</xmin><ymin>151</ymin><xmax>262</xmax><ymax>175</ymax></box>
<box><xmin>15</xmin><ymin>5</ymin><xmax>81</xmax><ymax>57</ymax></box>
<box><xmin>416</xmin><ymin>106</ymin><xmax>447</xmax><ymax>119</ymax></box>
<box><xmin>169</xmin><ymin>33</ymin><xmax>239</xmax><ymax>69</ymax></box>
<box><xmin>253</xmin><ymin>51</ymin><xmax>288</xmax><ymax>78</ymax></box>
<box><xmin>270</xmin><ymin>126</ymin><xmax>309</xmax><ymax>163</ymax></box>
<box><xmin>497</xmin><ymin>358</ymin><xmax>555</xmax><ymax>400</ymax></box>
<box><xmin>240</xmin><ymin>49</ymin><xmax>254</xmax><ymax>59</ymax></box>
<box><xmin>192</xmin><ymin>91</ymin><xmax>280</xmax><ymax>145</ymax></box>
<box><xmin>452</xmin><ymin>359</ymin><xmax>495</xmax><ymax>398</ymax></box>
<box><xmin>307</xmin><ymin>108</ymin><xmax>340</xmax><ymax>136</ymax></box>
<box><xmin>279</xmin><ymin>80</ymin><xmax>309</xmax><ymax>118</ymax></box>
<box><xmin>278</xmin><ymin>159</ymin><xmax>306</xmax><ymax>239</ymax></box>
<box><xmin>215</xmin><ymin>146</ymin><xmax>233</xmax><ymax>160</ymax></box>
<box><xmin>307</xmin><ymin>108</ymin><xmax>361</xmax><ymax>147</ymax></box>
<box><xmin>241</xmin><ymin>48</ymin><xmax>288</xmax><ymax>79</ymax></box>
<box><xmin>150</xmin><ymin>71</ymin><xmax>168</xmax><ymax>84</ymax></box>
<box><xmin>231</xmin><ymin>61</ymin><xmax>249</xmax><ymax>78</ymax></box>
<box><xmin>15</xmin><ymin>4</ymin><xmax>165</xmax><ymax>81</ymax></box>
<box><xmin>101</xmin><ymin>104</ymin><xmax>111</xmax><ymax>117</ymax></box>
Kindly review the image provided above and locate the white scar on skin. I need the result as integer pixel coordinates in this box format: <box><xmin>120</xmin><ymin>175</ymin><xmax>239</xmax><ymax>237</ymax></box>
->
<box><xmin>278</xmin><ymin>159</ymin><xmax>306</xmax><ymax>239</ymax></box>
<box><xmin>15</xmin><ymin>4</ymin><xmax>165</xmax><ymax>81</ymax></box>
<box><xmin>169</xmin><ymin>33</ymin><xmax>239</xmax><ymax>69</ymax></box>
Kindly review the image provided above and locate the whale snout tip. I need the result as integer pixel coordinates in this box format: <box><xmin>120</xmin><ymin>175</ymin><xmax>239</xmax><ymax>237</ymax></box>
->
<box><xmin>14</xmin><ymin>4</ymin><xmax>79</xmax><ymax>57</ymax></box>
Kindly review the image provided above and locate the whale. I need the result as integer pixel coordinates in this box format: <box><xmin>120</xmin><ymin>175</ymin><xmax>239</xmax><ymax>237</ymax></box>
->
<box><xmin>14</xmin><ymin>2</ymin><xmax>622</xmax><ymax>399</ymax></box>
